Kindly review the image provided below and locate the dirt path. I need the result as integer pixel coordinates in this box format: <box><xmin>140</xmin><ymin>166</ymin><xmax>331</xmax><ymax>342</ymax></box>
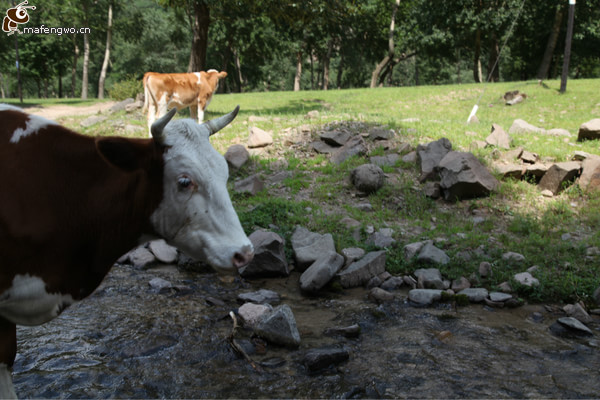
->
<box><xmin>26</xmin><ymin>101</ymin><xmax>117</xmax><ymax>120</ymax></box>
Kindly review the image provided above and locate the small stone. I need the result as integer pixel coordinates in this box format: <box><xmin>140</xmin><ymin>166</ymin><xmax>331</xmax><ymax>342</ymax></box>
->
<box><xmin>238</xmin><ymin>303</ymin><xmax>273</xmax><ymax>327</ymax></box>
<box><xmin>255</xmin><ymin>305</ymin><xmax>301</xmax><ymax>348</ymax></box>
<box><xmin>302</xmin><ymin>347</ymin><xmax>350</xmax><ymax>372</ymax></box>
<box><xmin>351</xmin><ymin>164</ymin><xmax>385</xmax><ymax>193</ymax></box>
<box><xmin>323</xmin><ymin>324</ymin><xmax>361</xmax><ymax>338</ymax></box>
<box><xmin>368</xmin><ymin>287</ymin><xmax>395</xmax><ymax>304</ymax></box>
<box><xmin>489</xmin><ymin>292</ymin><xmax>513</xmax><ymax>302</ymax></box>
<box><xmin>479</xmin><ymin>261</ymin><xmax>493</xmax><ymax>278</ymax></box>
<box><xmin>514</xmin><ymin>272</ymin><xmax>539</xmax><ymax>287</ymax></box>
<box><xmin>451</xmin><ymin>277</ymin><xmax>471</xmax><ymax>291</ymax></box>
<box><xmin>149</xmin><ymin>277</ymin><xmax>172</xmax><ymax>292</ymax></box>
<box><xmin>408</xmin><ymin>289</ymin><xmax>443</xmax><ymax>305</ymax></box>
<box><xmin>224</xmin><ymin>144</ymin><xmax>250</xmax><ymax>170</ymax></box>
<box><xmin>148</xmin><ymin>239</ymin><xmax>178</xmax><ymax>264</ymax></box>
<box><xmin>237</xmin><ymin>289</ymin><xmax>280</xmax><ymax>305</ymax></box>
<box><xmin>248</xmin><ymin>126</ymin><xmax>273</xmax><ymax>148</ymax></box>
<box><xmin>458</xmin><ymin>288</ymin><xmax>489</xmax><ymax>303</ymax></box>
<box><xmin>557</xmin><ymin>317</ymin><xmax>593</xmax><ymax>335</ymax></box>
<box><xmin>341</xmin><ymin>247</ymin><xmax>365</xmax><ymax>266</ymax></box>
<box><xmin>502</xmin><ymin>252</ymin><xmax>525</xmax><ymax>263</ymax></box>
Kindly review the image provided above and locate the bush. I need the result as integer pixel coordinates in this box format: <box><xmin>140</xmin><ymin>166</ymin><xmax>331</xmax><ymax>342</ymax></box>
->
<box><xmin>108</xmin><ymin>76</ymin><xmax>143</xmax><ymax>101</ymax></box>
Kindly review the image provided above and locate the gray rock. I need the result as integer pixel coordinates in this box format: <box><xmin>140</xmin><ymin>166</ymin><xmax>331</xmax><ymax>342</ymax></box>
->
<box><xmin>310</xmin><ymin>140</ymin><xmax>337</xmax><ymax>154</ymax></box>
<box><xmin>323</xmin><ymin>324</ymin><xmax>361</xmax><ymax>338</ymax></box>
<box><xmin>351</xmin><ymin>164</ymin><xmax>385</xmax><ymax>193</ymax></box>
<box><xmin>341</xmin><ymin>247</ymin><xmax>365</xmax><ymax>266</ymax></box>
<box><xmin>320</xmin><ymin>130</ymin><xmax>351</xmax><ymax>146</ymax></box>
<box><xmin>492</xmin><ymin>162</ymin><xmax>524</xmax><ymax>180</ymax></box>
<box><xmin>330</xmin><ymin>136</ymin><xmax>367</xmax><ymax>164</ymax></box>
<box><xmin>234</xmin><ymin>174</ymin><xmax>265</xmax><ymax>195</ymax></box>
<box><xmin>368</xmin><ymin>287</ymin><xmax>395</xmax><ymax>303</ymax></box>
<box><xmin>241</xmin><ymin>231</ymin><xmax>289</xmax><ymax>277</ymax></box>
<box><xmin>404</xmin><ymin>240</ymin><xmax>430</xmax><ymax>260</ymax></box>
<box><xmin>370</xmin><ymin>154</ymin><xmax>400</xmax><ymax>167</ymax></box>
<box><xmin>524</xmin><ymin>163</ymin><xmax>550</xmax><ymax>181</ymax></box>
<box><xmin>80</xmin><ymin>115</ymin><xmax>107</xmax><ymax>127</ymax></box>
<box><xmin>509</xmin><ymin>119</ymin><xmax>545</xmax><ymax>135</ymax></box>
<box><xmin>255</xmin><ymin>305</ymin><xmax>301</xmax><ymax>348</ymax></box>
<box><xmin>557</xmin><ymin>317</ymin><xmax>593</xmax><ymax>335</ymax></box>
<box><xmin>369</xmin><ymin>127</ymin><xmax>394</xmax><ymax>141</ymax></box>
<box><xmin>514</xmin><ymin>272</ymin><xmax>539</xmax><ymax>287</ymax></box>
<box><xmin>577</xmin><ymin>118</ymin><xmax>600</xmax><ymax>141</ymax></box>
<box><xmin>380</xmin><ymin>276</ymin><xmax>405</xmax><ymax>291</ymax></box>
<box><xmin>489</xmin><ymin>292</ymin><xmax>513</xmax><ymax>302</ymax></box>
<box><xmin>451</xmin><ymin>277</ymin><xmax>471</xmax><ymax>291</ymax></box>
<box><xmin>337</xmin><ymin>251</ymin><xmax>386</xmax><ymax>288</ymax></box>
<box><xmin>109</xmin><ymin>98</ymin><xmax>134</xmax><ymax>113</ymax></box>
<box><xmin>417</xmin><ymin>138</ymin><xmax>452</xmax><ymax>182</ymax></box>
<box><xmin>502</xmin><ymin>251</ymin><xmax>525</xmax><ymax>263</ymax></box>
<box><xmin>438</xmin><ymin>151</ymin><xmax>499</xmax><ymax>201</ymax></box>
<box><xmin>127</xmin><ymin>246</ymin><xmax>156</xmax><ymax>268</ymax></box>
<box><xmin>479</xmin><ymin>261</ymin><xmax>493</xmax><ymax>278</ymax></box>
<box><xmin>408</xmin><ymin>289</ymin><xmax>443</xmax><ymax>305</ymax></box>
<box><xmin>486</xmin><ymin>123</ymin><xmax>511</xmax><ymax>149</ymax></box>
<box><xmin>291</xmin><ymin>227</ymin><xmax>336</xmax><ymax>271</ymax></box>
<box><xmin>247</xmin><ymin>126</ymin><xmax>273</xmax><ymax>148</ymax></box>
<box><xmin>423</xmin><ymin>181</ymin><xmax>442</xmax><ymax>199</ymax></box>
<box><xmin>237</xmin><ymin>289</ymin><xmax>281</xmax><ymax>305</ymax></box>
<box><xmin>594</xmin><ymin>286</ymin><xmax>600</xmax><ymax>306</ymax></box>
<box><xmin>300</xmin><ymin>252</ymin><xmax>344</xmax><ymax>292</ymax></box>
<box><xmin>238</xmin><ymin>302</ymin><xmax>273</xmax><ymax>327</ymax></box>
<box><xmin>224</xmin><ymin>144</ymin><xmax>250</xmax><ymax>170</ymax></box>
<box><xmin>148</xmin><ymin>277</ymin><xmax>172</xmax><ymax>292</ymax></box>
<box><xmin>579</xmin><ymin>158</ymin><xmax>600</xmax><ymax>192</ymax></box>
<box><xmin>414</xmin><ymin>267</ymin><xmax>445</xmax><ymax>289</ymax></box>
<box><xmin>538</xmin><ymin>161</ymin><xmax>581</xmax><ymax>195</ymax></box>
<box><xmin>546</xmin><ymin>128</ymin><xmax>572</xmax><ymax>137</ymax></box>
<box><xmin>417</xmin><ymin>242</ymin><xmax>450</xmax><ymax>266</ymax></box>
<box><xmin>148</xmin><ymin>239</ymin><xmax>178</xmax><ymax>264</ymax></box>
<box><xmin>366</xmin><ymin>230</ymin><xmax>396</xmax><ymax>248</ymax></box>
<box><xmin>125</xmin><ymin>100</ymin><xmax>144</xmax><ymax>112</ymax></box>
<box><xmin>520</xmin><ymin>150</ymin><xmax>538</xmax><ymax>164</ymax></box>
<box><xmin>402</xmin><ymin>151</ymin><xmax>417</xmax><ymax>164</ymax></box>
<box><xmin>564</xmin><ymin>303</ymin><xmax>593</xmax><ymax>324</ymax></box>
<box><xmin>302</xmin><ymin>346</ymin><xmax>350</xmax><ymax>372</ymax></box>
<box><xmin>458</xmin><ymin>288</ymin><xmax>489</xmax><ymax>303</ymax></box>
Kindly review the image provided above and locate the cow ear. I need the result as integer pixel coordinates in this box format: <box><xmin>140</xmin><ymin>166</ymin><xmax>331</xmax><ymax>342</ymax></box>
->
<box><xmin>96</xmin><ymin>137</ymin><xmax>146</xmax><ymax>171</ymax></box>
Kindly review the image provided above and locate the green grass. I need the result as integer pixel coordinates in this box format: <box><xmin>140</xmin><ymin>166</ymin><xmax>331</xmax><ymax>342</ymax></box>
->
<box><xmin>7</xmin><ymin>79</ymin><xmax>600</xmax><ymax>305</ymax></box>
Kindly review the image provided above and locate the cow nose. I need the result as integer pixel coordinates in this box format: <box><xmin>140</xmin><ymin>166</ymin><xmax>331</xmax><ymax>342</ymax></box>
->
<box><xmin>232</xmin><ymin>246</ymin><xmax>254</xmax><ymax>269</ymax></box>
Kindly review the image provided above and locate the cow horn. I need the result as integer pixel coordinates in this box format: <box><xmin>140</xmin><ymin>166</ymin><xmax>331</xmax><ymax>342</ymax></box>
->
<box><xmin>207</xmin><ymin>105</ymin><xmax>240</xmax><ymax>136</ymax></box>
<box><xmin>151</xmin><ymin>108</ymin><xmax>177</xmax><ymax>143</ymax></box>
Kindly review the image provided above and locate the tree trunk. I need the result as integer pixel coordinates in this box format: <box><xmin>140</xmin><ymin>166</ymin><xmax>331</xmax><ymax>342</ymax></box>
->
<box><xmin>370</xmin><ymin>0</ymin><xmax>400</xmax><ymax>88</ymax></box>
<box><xmin>322</xmin><ymin>39</ymin><xmax>333</xmax><ymax>90</ymax></box>
<box><xmin>473</xmin><ymin>28</ymin><xmax>482</xmax><ymax>83</ymax></box>
<box><xmin>487</xmin><ymin>32</ymin><xmax>500</xmax><ymax>82</ymax></box>
<box><xmin>233</xmin><ymin>47</ymin><xmax>244</xmax><ymax>92</ymax></box>
<box><xmin>294</xmin><ymin>51</ymin><xmax>302</xmax><ymax>91</ymax></box>
<box><xmin>309</xmin><ymin>49</ymin><xmax>314</xmax><ymax>90</ymax></box>
<box><xmin>98</xmin><ymin>3</ymin><xmax>113</xmax><ymax>99</ymax></box>
<box><xmin>71</xmin><ymin>38</ymin><xmax>79</xmax><ymax>98</ymax></box>
<box><xmin>189</xmin><ymin>1</ymin><xmax>209</xmax><ymax>72</ymax></box>
<box><xmin>0</xmin><ymin>73</ymin><xmax>5</xmax><ymax>98</ymax></box>
<box><xmin>336</xmin><ymin>51</ymin><xmax>343</xmax><ymax>88</ymax></box>
<box><xmin>537</xmin><ymin>4</ymin><xmax>564</xmax><ymax>81</ymax></box>
<box><xmin>81</xmin><ymin>2</ymin><xmax>90</xmax><ymax>99</ymax></box>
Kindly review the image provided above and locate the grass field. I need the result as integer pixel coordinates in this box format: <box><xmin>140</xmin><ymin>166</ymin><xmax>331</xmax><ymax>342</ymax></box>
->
<box><xmin>4</xmin><ymin>78</ymin><xmax>600</xmax><ymax>305</ymax></box>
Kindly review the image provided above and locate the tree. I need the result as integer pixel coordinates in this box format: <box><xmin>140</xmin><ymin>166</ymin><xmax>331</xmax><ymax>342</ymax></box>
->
<box><xmin>370</xmin><ymin>0</ymin><xmax>400</xmax><ymax>88</ymax></box>
<box><xmin>98</xmin><ymin>2</ymin><xmax>113</xmax><ymax>99</ymax></box>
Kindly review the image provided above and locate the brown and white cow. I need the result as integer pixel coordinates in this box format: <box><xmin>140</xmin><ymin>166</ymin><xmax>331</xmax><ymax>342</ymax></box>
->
<box><xmin>0</xmin><ymin>104</ymin><xmax>253</xmax><ymax>398</ymax></box>
<box><xmin>143</xmin><ymin>70</ymin><xmax>227</xmax><ymax>133</ymax></box>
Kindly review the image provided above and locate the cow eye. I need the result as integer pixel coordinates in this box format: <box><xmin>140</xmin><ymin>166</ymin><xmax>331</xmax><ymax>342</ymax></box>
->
<box><xmin>177</xmin><ymin>176</ymin><xmax>193</xmax><ymax>190</ymax></box>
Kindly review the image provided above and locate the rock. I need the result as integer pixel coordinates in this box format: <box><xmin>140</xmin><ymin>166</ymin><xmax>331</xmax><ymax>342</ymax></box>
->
<box><xmin>255</xmin><ymin>305</ymin><xmax>301</xmax><ymax>348</ymax></box>
<box><xmin>492</xmin><ymin>162</ymin><xmax>524</xmax><ymax>180</ymax></box>
<box><xmin>404</xmin><ymin>240</ymin><xmax>430</xmax><ymax>260</ymax></box>
<box><xmin>502</xmin><ymin>252</ymin><xmax>525</xmax><ymax>263</ymax></box>
<box><xmin>224</xmin><ymin>144</ymin><xmax>250</xmax><ymax>170</ymax></box>
<box><xmin>451</xmin><ymin>277</ymin><xmax>471</xmax><ymax>291</ymax></box>
<box><xmin>438</xmin><ymin>151</ymin><xmax>499</xmax><ymax>201</ymax></box>
<box><xmin>579</xmin><ymin>158</ymin><xmax>600</xmax><ymax>192</ymax></box>
<box><xmin>237</xmin><ymin>289</ymin><xmax>281</xmax><ymax>305</ymax></box>
<box><xmin>148</xmin><ymin>277</ymin><xmax>172</xmax><ymax>292</ymax></box>
<box><xmin>339</xmin><ymin>217</ymin><xmax>361</xmax><ymax>229</ymax></box>
<box><xmin>351</xmin><ymin>164</ymin><xmax>385</xmax><ymax>193</ymax></box>
<box><xmin>305</xmin><ymin>110</ymin><xmax>320</xmax><ymax>119</ymax></box>
<box><xmin>486</xmin><ymin>124</ymin><xmax>511</xmax><ymax>149</ymax></box>
<box><xmin>538</xmin><ymin>161</ymin><xmax>581</xmax><ymax>195</ymax></box>
<box><xmin>370</xmin><ymin>154</ymin><xmax>400</xmax><ymax>167</ymax></box>
<box><xmin>416</xmin><ymin>242</ymin><xmax>450</xmax><ymax>266</ymax></box>
<box><xmin>368</xmin><ymin>287</ymin><xmax>395</xmax><ymax>303</ymax></box>
<box><xmin>302</xmin><ymin>347</ymin><xmax>350</xmax><ymax>372</ymax></box>
<box><xmin>402</xmin><ymin>151</ymin><xmax>417</xmax><ymax>164</ymax></box>
<box><xmin>479</xmin><ymin>261</ymin><xmax>493</xmax><ymax>278</ymax></box>
<box><xmin>366</xmin><ymin>229</ymin><xmax>396</xmax><ymax>248</ymax></box>
<box><xmin>524</xmin><ymin>163</ymin><xmax>550</xmax><ymax>181</ymax></box>
<box><xmin>320</xmin><ymin>130</ymin><xmax>351</xmax><ymax>146</ymax></box>
<box><xmin>546</xmin><ymin>128</ymin><xmax>572</xmax><ymax>137</ymax></box>
<box><xmin>414</xmin><ymin>268</ymin><xmax>445</xmax><ymax>289</ymax></box>
<box><xmin>241</xmin><ymin>231</ymin><xmax>289</xmax><ymax>277</ymax></box>
<box><xmin>248</xmin><ymin>126</ymin><xmax>273</xmax><ymax>148</ymax></box>
<box><xmin>489</xmin><ymin>292</ymin><xmax>513</xmax><ymax>302</ymax></box>
<box><xmin>310</xmin><ymin>141</ymin><xmax>337</xmax><ymax>154</ymax></box>
<box><xmin>577</xmin><ymin>118</ymin><xmax>600</xmax><ymax>141</ymax></box>
<box><xmin>408</xmin><ymin>289</ymin><xmax>443</xmax><ymax>305</ymax></box>
<box><xmin>509</xmin><ymin>119</ymin><xmax>545</xmax><ymax>135</ymax></box>
<box><xmin>520</xmin><ymin>150</ymin><xmax>538</xmax><ymax>164</ymax></box>
<box><xmin>125</xmin><ymin>100</ymin><xmax>144</xmax><ymax>112</ymax></box>
<box><xmin>330</xmin><ymin>136</ymin><xmax>367</xmax><ymax>164</ymax></box>
<box><xmin>323</xmin><ymin>324</ymin><xmax>361</xmax><ymax>338</ymax></box>
<box><xmin>369</xmin><ymin>127</ymin><xmax>394</xmax><ymax>141</ymax></box>
<box><xmin>127</xmin><ymin>246</ymin><xmax>156</xmax><ymax>268</ymax></box>
<box><xmin>291</xmin><ymin>227</ymin><xmax>336</xmax><ymax>271</ymax></box>
<box><xmin>416</xmin><ymin>138</ymin><xmax>453</xmax><ymax>182</ymax></box>
<box><xmin>380</xmin><ymin>276</ymin><xmax>405</xmax><ymax>291</ymax></box>
<box><xmin>506</xmin><ymin>94</ymin><xmax>525</xmax><ymax>106</ymax></box>
<box><xmin>458</xmin><ymin>288</ymin><xmax>488</xmax><ymax>302</ymax></box>
<box><xmin>340</xmin><ymin>247</ymin><xmax>365</xmax><ymax>266</ymax></box>
<box><xmin>238</xmin><ymin>303</ymin><xmax>273</xmax><ymax>327</ymax></box>
<box><xmin>148</xmin><ymin>239</ymin><xmax>178</xmax><ymax>264</ymax></box>
<box><xmin>248</xmin><ymin>115</ymin><xmax>268</xmax><ymax>123</ymax></box>
<box><xmin>514</xmin><ymin>272</ymin><xmax>539</xmax><ymax>287</ymax></box>
<box><xmin>300</xmin><ymin>252</ymin><xmax>344</xmax><ymax>292</ymax></box>
<box><xmin>556</xmin><ymin>317</ymin><xmax>593</xmax><ymax>335</ymax></box>
<box><xmin>109</xmin><ymin>98</ymin><xmax>134</xmax><ymax>113</ymax></box>
<box><xmin>80</xmin><ymin>115</ymin><xmax>107</xmax><ymax>127</ymax></box>
<box><xmin>337</xmin><ymin>251</ymin><xmax>386</xmax><ymax>288</ymax></box>
<box><xmin>233</xmin><ymin>174</ymin><xmax>265</xmax><ymax>195</ymax></box>
<box><xmin>423</xmin><ymin>181</ymin><xmax>442</xmax><ymax>199</ymax></box>
<box><xmin>563</xmin><ymin>303</ymin><xmax>593</xmax><ymax>324</ymax></box>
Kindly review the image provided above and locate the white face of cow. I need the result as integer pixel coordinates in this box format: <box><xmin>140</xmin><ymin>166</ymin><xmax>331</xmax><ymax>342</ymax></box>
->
<box><xmin>149</xmin><ymin>107</ymin><xmax>253</xmax><ymax>274</ymax></box>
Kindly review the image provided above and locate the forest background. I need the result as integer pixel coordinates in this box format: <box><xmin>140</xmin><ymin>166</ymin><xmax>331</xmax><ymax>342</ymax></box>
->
<box><xmin>1</xmin><ymin>0</ymin><xmax>599</xmax><ymax>100</ymax></box>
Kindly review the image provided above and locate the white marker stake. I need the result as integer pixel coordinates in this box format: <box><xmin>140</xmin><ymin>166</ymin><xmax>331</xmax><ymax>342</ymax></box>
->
<box><xmin>467</xmin><ymin>104</ymin><xmax>478</xmax><ymax>123</ymax></box>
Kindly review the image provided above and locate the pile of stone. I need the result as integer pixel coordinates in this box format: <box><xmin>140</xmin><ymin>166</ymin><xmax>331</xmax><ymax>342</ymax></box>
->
<box><xmin>483</xmin><ymin>119</ymin><xmax>600</xmax><ymax>195</ymax></box>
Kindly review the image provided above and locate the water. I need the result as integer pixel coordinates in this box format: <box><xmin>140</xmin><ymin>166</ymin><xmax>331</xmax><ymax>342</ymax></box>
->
<box><xmin>12</xmin><ymin>263</ymin><xmax>600</xmax><ymax>398</ymax></box>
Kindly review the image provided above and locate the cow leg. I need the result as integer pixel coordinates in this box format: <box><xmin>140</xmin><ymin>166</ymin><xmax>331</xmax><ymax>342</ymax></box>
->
<box><xmin>190</xmin><ymin>104</ymin><xmax>200</xmax><ymax>123</ymax></box>
<box><xmin>0</xmin><ymin>318</ymin><xmax>17</xmax><ymax>399</ymax></box>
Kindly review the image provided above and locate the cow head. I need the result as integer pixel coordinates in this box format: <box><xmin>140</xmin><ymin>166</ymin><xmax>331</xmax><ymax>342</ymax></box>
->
<box><xmin>149</xmin><ymin>106</ymin><xmax>253</xmax><ymax>274</ymax></box>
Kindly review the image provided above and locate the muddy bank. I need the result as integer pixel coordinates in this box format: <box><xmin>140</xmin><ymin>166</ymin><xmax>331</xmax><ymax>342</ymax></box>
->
<box><xmin>13</xmin><ymin>263</ymin><xmax>600</xmax><ymax>398</ymax></box>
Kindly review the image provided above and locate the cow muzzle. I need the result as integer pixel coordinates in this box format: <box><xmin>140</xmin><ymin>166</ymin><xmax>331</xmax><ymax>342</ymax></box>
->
<box><xmin>232</xmin><ymin>244</ymin><xmax>254</xmax><ymax>270</ymax></box>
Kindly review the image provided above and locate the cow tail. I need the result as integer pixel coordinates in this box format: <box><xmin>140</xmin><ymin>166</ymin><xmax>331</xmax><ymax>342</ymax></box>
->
<box><xmin>142</xmin><ymin>74</ymin><xmax>149</xmax><ymax>113</ymax></box>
